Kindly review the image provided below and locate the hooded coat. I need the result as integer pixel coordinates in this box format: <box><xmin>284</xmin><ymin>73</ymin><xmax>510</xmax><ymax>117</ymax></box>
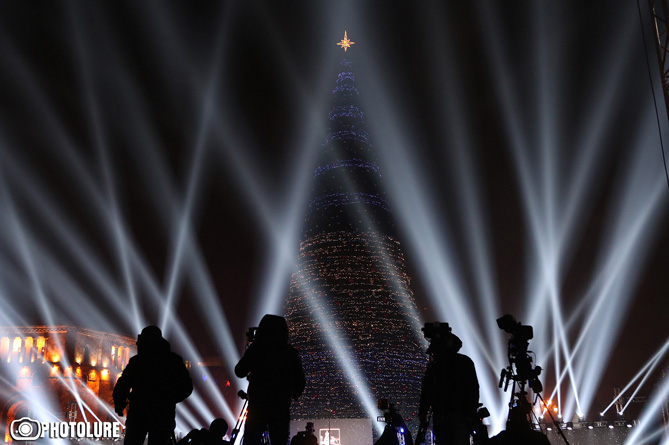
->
<box><xmin>235</xmin><ymin>315</ymin><xmax>305</xmax><ymax>409</ymax></box>
<box><xmin>234</xmin><ymin>315</ymin><xmax>305</xmax><ymax>445</ymax></box>
<box><xmin>113</xmin><ymin>326</ymin><xmax>193</xmax><ymax>439</ymax></box>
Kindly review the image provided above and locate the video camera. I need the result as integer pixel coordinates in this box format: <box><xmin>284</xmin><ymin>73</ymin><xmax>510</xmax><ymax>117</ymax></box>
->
<box><xmin>376</xmin><ymin>399</ymin><xmax>412</xmax><ymax>445</ymax></box>
<box><xmin>377</xmin><ymin>398</ymin><xmax>393</xmax><ymax>423</ymax></box>
<box><xmin>472</xmin><ymin>404</ymin><xmax>491</xmax><ymax>445</ymax></box>
<box><xmin>245</xmin><ymin>327</ymin><xmax>257</xmax><ymax>345</ymax></box>
<box><xmin>421</xmin><ymin>322</ymin><xmax>456</xmax><ymax>357</ymax></box>
<box><xmin>421</xmin><ymin>322</ymin><xmax>451</xmax><ymax>340</ymax></box>
<box><xmin>497</xmin><ymin>314</ymin><xmax>533</xmax><ymax>355</ymax></box>
<box><xmin>497</xmin><ymin>314</ymin><xmax>542</xmax><ymax>393</ymax></box>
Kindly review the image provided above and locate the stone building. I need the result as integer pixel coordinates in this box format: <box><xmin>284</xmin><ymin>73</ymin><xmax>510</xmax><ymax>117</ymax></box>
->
<box><xmin>0</xmin><ymin>326</ymin><xmax>136</xmax><ymax>443</ymax></box>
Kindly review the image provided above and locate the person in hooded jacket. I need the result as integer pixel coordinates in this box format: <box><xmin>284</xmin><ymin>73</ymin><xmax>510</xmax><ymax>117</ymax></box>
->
<box><xmin>235</xmin><ymin>314</ymin><xmax>305</xmax><ymax>445</ymax></box>
<box><xmin>418</xmin><ymin>331</ymin><xmax>479</xmax><ymax>445</ymax></box>
<box><xmin>113</xmin><ymin>325</ymin><xmax>193</xmax><ymax>445</ymax></box>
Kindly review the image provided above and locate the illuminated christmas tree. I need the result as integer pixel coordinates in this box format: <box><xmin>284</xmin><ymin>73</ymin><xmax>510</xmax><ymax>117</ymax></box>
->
<box><xmin>285</xmin><ymin>35</ymin><xmax>425</xmax><ymax>421</ymax></box>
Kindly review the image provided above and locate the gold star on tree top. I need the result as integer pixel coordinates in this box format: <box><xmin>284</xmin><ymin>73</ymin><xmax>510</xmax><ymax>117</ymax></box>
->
<box><xmin>337</xmin><ymin>31</ymin><xmax>355</xmax><ymax>52</ymax></box>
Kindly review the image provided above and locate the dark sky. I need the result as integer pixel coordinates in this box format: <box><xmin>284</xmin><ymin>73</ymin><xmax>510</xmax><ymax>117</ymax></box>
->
<box><xmin>1</xmin><ymin>0</ymin><xmax>668</xmax><ymax>424</ymax></box>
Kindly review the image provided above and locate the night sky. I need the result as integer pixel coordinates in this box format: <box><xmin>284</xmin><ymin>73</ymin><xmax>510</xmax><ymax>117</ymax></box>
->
<box><xmin>1</xmin><ymin>0</ymin><xmax>668</xmax><ymax>426</ymax></box>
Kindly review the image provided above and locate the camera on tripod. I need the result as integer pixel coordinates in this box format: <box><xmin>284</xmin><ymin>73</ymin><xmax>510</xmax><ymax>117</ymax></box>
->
<box><xmin>494</xmin><ymin>314</ymin><xmax>569</xmax><ymax>445</ymax></box>
<box><xmin>497</xmin><ymin>314</ymin><xmax>542</xmax><ymax>394</ymax></box>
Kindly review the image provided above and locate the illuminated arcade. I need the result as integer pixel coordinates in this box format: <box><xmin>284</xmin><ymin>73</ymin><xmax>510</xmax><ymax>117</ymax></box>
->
<box><xmin>0</xmin><ymin>326</ymin><xmax>135</xmax><ymax>443</ymax></box>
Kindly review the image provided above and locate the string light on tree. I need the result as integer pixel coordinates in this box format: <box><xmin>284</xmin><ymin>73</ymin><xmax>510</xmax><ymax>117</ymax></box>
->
<box><xmin>285</xmin><ymin>55</ymin><xmax>425</xmax><ymax>422</ymax></box>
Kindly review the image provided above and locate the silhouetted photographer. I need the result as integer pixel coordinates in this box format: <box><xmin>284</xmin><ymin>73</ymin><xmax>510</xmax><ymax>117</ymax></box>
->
<box><xmin>235</xmin><ymin>314</ymin><xmax>305</xmax><ymax>445</ymax></box>
<box><xmin>488</xmin><ymin>406</ymin><xmax>550</xmax><ymax>445</ymax></box>
<box><xmin>417</xmin><ymin>322</ymin><xmax>480</xmax><ymax>445</ymax></box>
<box><xmin>375</xmin><ymin>399</ymin><xmax>414</xmax><ymax>445</ymax></box>
<box><xmin>290</xmin><ymin>422</ymin><xmax>318</xmax><ymax>445</ymax></box>
<box><xmin>177</xmin><ymin>418</ymin><xmax>230</xmax><ymax>445</ymax></box>
<box><xmin>113</xmin><ymin>325</ymin><xmax>193</xmax><ymax>445</ymax></box>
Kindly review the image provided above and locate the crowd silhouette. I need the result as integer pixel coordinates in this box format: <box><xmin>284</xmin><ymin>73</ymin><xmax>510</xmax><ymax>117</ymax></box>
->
<box><xmin>113</xmin><ymin>316</ymin><xmax>553</xmax><ymax>445</ymax></box>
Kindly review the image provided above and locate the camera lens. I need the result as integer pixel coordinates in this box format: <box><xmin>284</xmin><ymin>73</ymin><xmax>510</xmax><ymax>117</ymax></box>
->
<box><xmin>18</xmin><ymin>422</ymin><xmax>32</xmax><ymax>437</ymax></box>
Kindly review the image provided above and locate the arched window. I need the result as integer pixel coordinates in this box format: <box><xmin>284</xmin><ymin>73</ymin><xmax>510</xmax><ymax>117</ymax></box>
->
<box><xmin>11</xmin><ymin>337</ymin><xmax>21</xmax><ymax>363</ymax></box>
<box><xmin>24</xmin><ymin>337</ymin><xmax>33</xmax><ymax>363</ymax></box>
<box><xmin>36</xmin><ymin>337</ymin><xmax>46</xmax><ymax>363</ymax></box>
<box><xmin>0</xmin><ymin>337</ymin><xmax>9</xmax><ymax>362</ymax></box>
<box><xmin>111</xmin><ymin>345</ymin><xmax>117</xmax><ymax>368</ymax></box>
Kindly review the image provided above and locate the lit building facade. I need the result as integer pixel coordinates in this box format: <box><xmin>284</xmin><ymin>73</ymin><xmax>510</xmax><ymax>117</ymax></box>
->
<box><xmin>285</xmin><ymin>59</ymin><xmax>425</xmax><ymax>421</ymax></box>
<box><xmin>0</xmin><ymin>326</ymin><xmax>136</xmax><ymax>443</ymax></box>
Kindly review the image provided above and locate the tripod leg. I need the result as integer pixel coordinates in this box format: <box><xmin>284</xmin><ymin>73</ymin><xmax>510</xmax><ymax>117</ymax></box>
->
<box><xmin>230</xmin><ymin>399</ymin><xmax>249</xmax><ymax>445</ymax></box>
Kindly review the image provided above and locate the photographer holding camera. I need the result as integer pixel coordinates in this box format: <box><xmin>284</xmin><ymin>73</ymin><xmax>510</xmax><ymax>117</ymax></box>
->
<box><xmin>235</xmin><ymin>314</ymin><xmax>305</xmax><ymax>445</ymax></box>
<box><xmin>418</xmin><ymin>323</ymin><xmax>479</xmax><ymax>445</ymax></box>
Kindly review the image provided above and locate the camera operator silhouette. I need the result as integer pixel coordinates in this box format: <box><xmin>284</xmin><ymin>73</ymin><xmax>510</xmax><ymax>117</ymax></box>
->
<box><xmin>488</xmin><ymin>406</ymin><xmax>550</xmax><ymax>445</ymax></box>
<box><xmin>113</xmin><ymin>325</ymin><xmax>193</xmax><ymax>445</ymax></box>
<box><xmin>235</xmin><ymin>314</ymin><xmax>305</xmax><ymax>445</ymax></box>
<box><xmin>418</xmin><ymin>324</ymin><xmax>479</xmax><ymax>445</ymax></box>
<box><xmin>375</xmin><ymin>400</ymin><xmax>414</xmax><ymax>445</ymax></box>
<box><xmin>177</xmin><ymin>418</ymin><xmax>230</xmax><ymax>445</ymax></box>
<box><xmin>290</xmin><ymin>422</ymin><xmax>318</xmax><ymax>445</ymax></box>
